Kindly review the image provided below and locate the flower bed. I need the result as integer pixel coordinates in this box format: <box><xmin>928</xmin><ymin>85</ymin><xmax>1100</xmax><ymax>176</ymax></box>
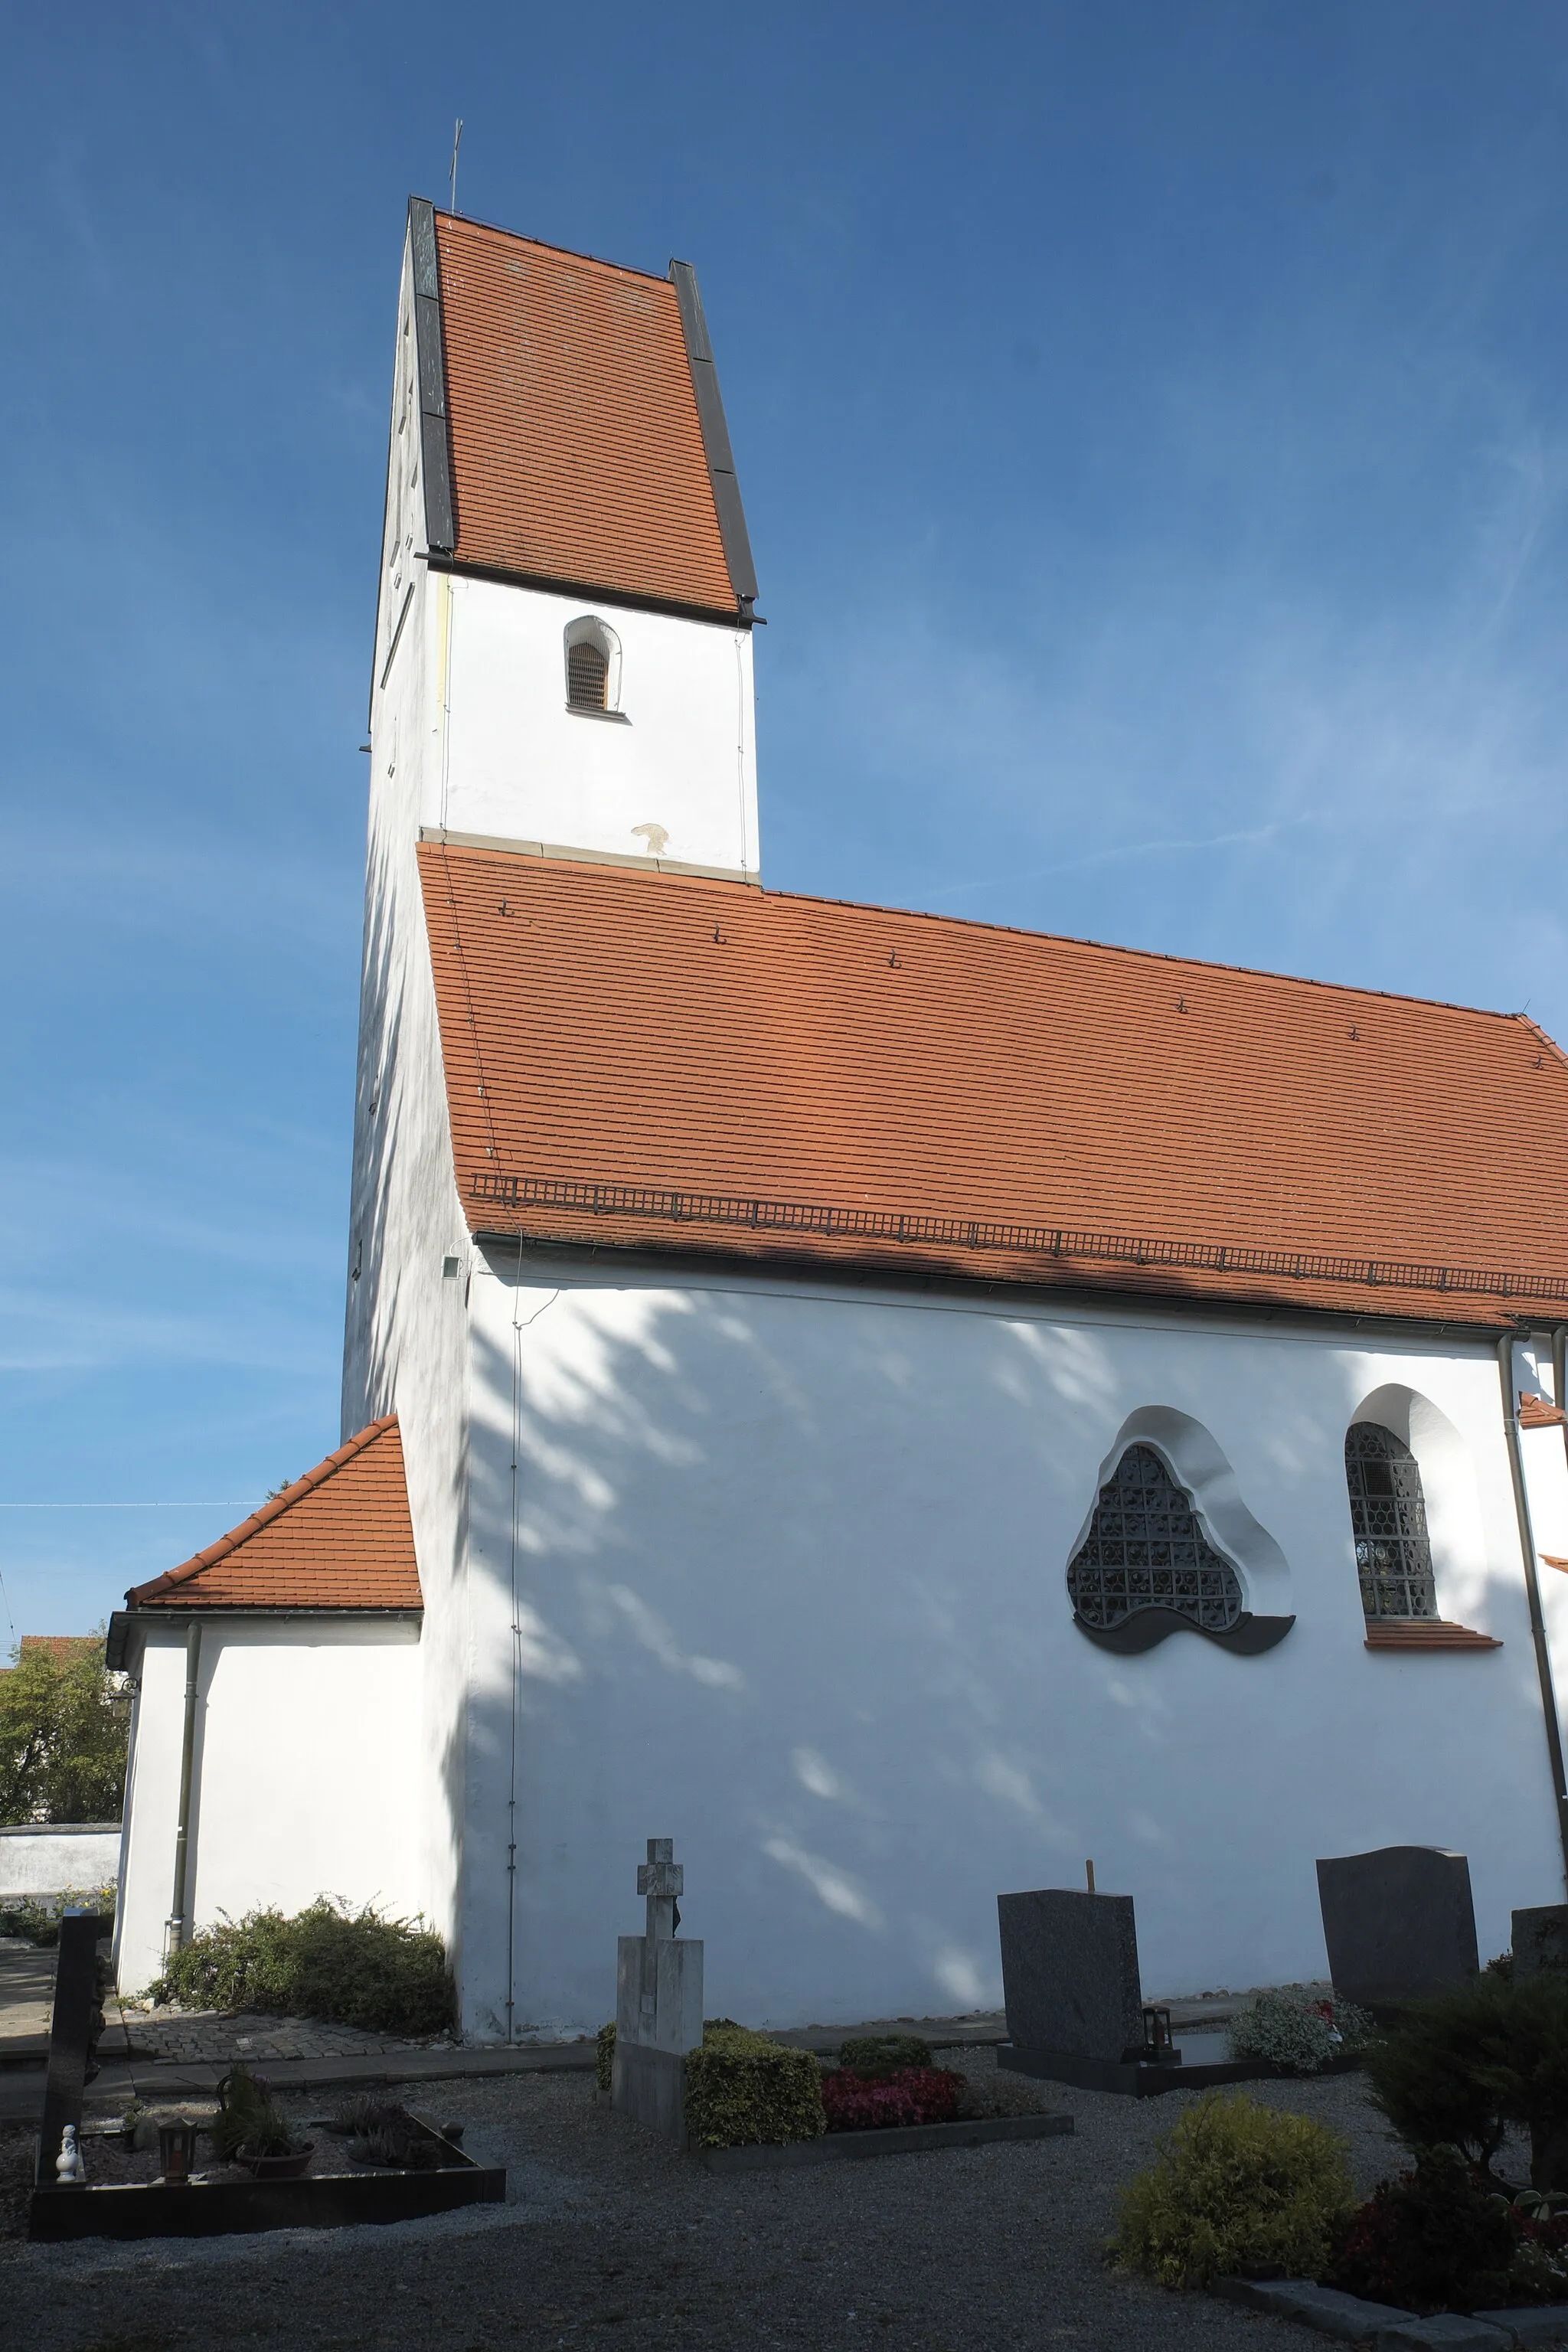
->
<box><xmin>822</xmin><ymin>2065</ymin><xmax>962</xmax><ymax>2132</ymax></box>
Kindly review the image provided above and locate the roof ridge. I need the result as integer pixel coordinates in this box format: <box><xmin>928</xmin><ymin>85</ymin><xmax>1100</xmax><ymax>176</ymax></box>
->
<box><xmin>126</xmin><ymin>1416</ymin><xmax>399</xmax><ymax>1606</ymax></box>
<box><xmin>432</xmin><ymin>207</ymin><xmax>672</xmax><ymax>290</ymax></box>
<box><xmin>427</xmin><ymin>843</ymin><xmax>1538</xmax><ymax>1032</ymax></box>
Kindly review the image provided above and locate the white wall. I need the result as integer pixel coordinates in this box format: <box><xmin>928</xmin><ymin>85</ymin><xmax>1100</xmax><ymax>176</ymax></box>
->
<box><xmin>115</xmin><ymin>1622</ymin><xmax>425</xmax><ymax>1995</ymax></box>
<box><xmin>0</xmin><ymin>1826</ymin><xmax>120</xmax><ymax>1900</ymax></box>
<box><xmin>449</xmin><ymin>1250</ymin><xmax>1566</xmax><ymax>2040</ymax></box>
<box><xmin>431</xmin><ymin>573</ymin><xmax>759</xmax><ymax>878</ymax></box>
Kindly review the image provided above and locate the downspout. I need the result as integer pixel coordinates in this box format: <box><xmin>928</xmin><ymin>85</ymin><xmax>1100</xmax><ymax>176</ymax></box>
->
<box><xmin>165</xmin><ymin>1622</ymin><xmax>203</xmax><ymax>1959</ymax></box>
<box><xmin>1498</xmin><ymin>1330</ymin><xmax>1568</xmax><ymax>1891</ymax></box>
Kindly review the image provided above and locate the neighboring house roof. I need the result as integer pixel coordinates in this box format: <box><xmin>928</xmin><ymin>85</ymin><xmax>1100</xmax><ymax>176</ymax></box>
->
<box><xmin>123</xmin><ymin>1419</ymin><xmax>422</xmax><ymax>1612</ymax></box>
<box><xmin>432</xmin><ymin>211</ymin><xmax>748</xmax><ymax>620</ymax></box>
<box><xmin>419</xmin><ymin>841</ymin><xmax>1568</xmax><ymax>1327</ymax></box>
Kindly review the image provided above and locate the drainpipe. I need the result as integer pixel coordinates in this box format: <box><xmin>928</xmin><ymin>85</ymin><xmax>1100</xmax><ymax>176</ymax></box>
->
<box><xmin>165</xmin><ymin>1622</ymin><xmax>203</xmax><ymax>1959</ymax></box>
<box><xmin>1498</xmin><ymin>1330</ymin><xmax>1568</xmax><ymax>1891</ymax></box>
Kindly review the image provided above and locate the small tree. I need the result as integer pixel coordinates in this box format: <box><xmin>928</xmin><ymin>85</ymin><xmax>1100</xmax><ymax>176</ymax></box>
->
<box><xmin>0</xmin><ymin>1635</ymin><xmax>130</xmax><ymax>1825</ymax></box>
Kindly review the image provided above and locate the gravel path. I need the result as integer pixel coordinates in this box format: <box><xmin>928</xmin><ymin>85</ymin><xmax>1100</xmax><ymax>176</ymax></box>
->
<box><xmin>0</xmin><ymin>2052</ymin><xmax>1414</xmax><ymax>2351</ymax></box>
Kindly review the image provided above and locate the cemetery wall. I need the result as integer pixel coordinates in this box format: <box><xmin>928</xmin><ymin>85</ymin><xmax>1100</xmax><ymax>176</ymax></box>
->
<box><xmin>114</xmin><ymin>1620</ymin><xmax>425</xmax><ymax>1994</ymax></box>
<box><xmin>454</xmin><ymin>1247</ymin><xmax>1568</xmax><ymax>2040</ymax></box>
<box><xmin>0</xmin><ymin>1824</ymin><xmax>121</xmax><ymax>1899</ymax></box>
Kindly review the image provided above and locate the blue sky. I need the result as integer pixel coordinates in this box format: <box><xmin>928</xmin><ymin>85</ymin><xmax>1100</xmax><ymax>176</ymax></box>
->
<box><xmin>4</xmin><ymin>3</ymin><xmax>1567</xmax><ymax>1638</ymax></box>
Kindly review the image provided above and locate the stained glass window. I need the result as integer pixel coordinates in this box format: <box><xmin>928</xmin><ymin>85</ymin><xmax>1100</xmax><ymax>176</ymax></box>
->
<box><xmin>1344</xmin><ymin>1423</ymin><xmax>1437</xmax><ymax>1619</ymax></box>
<box><xmin>1067</xmin><ymin>1444</ymin><xmax>1245</xmax><ymax>1635</ymax></box>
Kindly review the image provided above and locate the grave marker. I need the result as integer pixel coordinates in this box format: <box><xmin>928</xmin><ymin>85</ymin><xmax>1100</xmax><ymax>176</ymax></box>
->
<box><xmin>612</xmin><ymin>1838</ymin><xmax>703</xmax><ymax>2146</ymax></box>
<box><xmin>1513</xmin><ymin>1904</ymin><xmax>1568</xmax><ymax>1981</ymax></box>
<box><xmin>1316</xmin><ymin>1846</ymin><xmax>1478</xmax><ymax>2012</ymax></box>
<box><xmin>997</xmin><ymin>1886</ymin><xmax>1144</xmax><ymax>2063</ymax></box>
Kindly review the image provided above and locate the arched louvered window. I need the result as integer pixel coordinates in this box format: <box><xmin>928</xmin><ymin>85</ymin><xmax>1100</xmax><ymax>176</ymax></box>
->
<box><xmin>1344</xmin><ymin>1423</ymin><xmax>1437</xmax><ymax>1619</ymax></box>
<box><xmin>567</xmin><ymin>639</ymin><xmax>609</xmax><ymax>711</ymax></box>
<box><xmin>1067</xmin><ymin>1444</ymin><xmax>1245</xmax><ymax>1636</ymax></box>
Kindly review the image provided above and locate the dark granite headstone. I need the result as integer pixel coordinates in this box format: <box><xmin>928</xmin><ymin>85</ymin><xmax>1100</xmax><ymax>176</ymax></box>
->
<box><xmin>1514</xmin><ymin>1905</ymin><xmax>1568</xmax><ymax>1980</ymax></box>
<box><xmin>998</xmin><ymin>1887</ymin><xmax>1143</xmax><ymax>2060</ymax></box>
<box><xmin>1316</xmin><ymin>1847</ymin><xmax>1478</xmax><ymax>2011</ymax></box>
<box><xmin>38</xmin><ymin>1909</ymin><xmax>112</xmax><ymax>2184</ymax></box>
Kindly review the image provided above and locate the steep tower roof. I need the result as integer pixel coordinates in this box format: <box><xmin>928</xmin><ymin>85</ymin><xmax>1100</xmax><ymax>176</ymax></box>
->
<box><xmin>420</xmin><ymin>205</ymin><xmax>756</xmax><ymax>622</ymax></box>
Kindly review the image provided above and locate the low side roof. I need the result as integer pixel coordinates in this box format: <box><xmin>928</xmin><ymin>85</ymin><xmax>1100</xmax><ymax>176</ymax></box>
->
<box><xmin>419</xmin><ymin>842</ymin><xmax>1568</xmax><ymax>1326</ymax></box>
<box><xmin>126</xmin><ymin>1418</ymin><xmax>422</xmax><ymax>1611</ymax></box>
<box><xmin>432</xmin><ymin>212</ymin><xmax>746</xmax><ymax>619</ymax></box>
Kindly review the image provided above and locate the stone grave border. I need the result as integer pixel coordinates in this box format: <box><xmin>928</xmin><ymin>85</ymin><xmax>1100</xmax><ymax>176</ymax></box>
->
<box><xmin>30</xmin><ymin>2114</ymin><xmax>505</xmax><ymax>2243</ymax></box>
<box><xmin>999</xmin><ymin>2041</ymin><xmax>1367</xmax><ymax>2098</ymax></box>
<box><xmin>1215</xmin><ymin>2274</ymin><xmax>1568</xmax><ymax>2347</ymax></box>
<box><xmin>30</xmin><ymin>1911</ymin><xmax>505</xmax><ymax>2242</ymax></box>
<box><xmin>697</xmin><ymin>2110</ymin><xmax>1074</xmax><ymax>2172</ymax></box>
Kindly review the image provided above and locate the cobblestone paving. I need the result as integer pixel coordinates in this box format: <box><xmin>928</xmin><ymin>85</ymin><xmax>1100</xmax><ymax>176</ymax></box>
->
<box><xmin>119</xmin><ymin>2007</ymin><xmax>449</xmax><ymax>2063</ymax></box>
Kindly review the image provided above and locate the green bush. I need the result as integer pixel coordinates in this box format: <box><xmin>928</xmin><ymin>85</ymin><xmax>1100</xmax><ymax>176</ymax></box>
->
<box><xmin>152</xmin><ymin>1899</ymin><xmax>454</xmax><ymax>2038</ymax></box>
<box><xmin>210</xmin><ymin>2065</ymin><xmax>300</xmax><ymax>2161</ymax></box>
<box><xmin>837</xmin><ymin>2034</ymin><xmax>933</xmax><ymax>2077</ymax></box>
<box><xmin>594</xmin><ymin>2019</ymin><xmax>828</xmax><ymax>2147</ymax></box>
<box><xmin>0</xmin><ymin>1886</ymin><xmax>116</xmax><ymax>1947</ymax></box>
<box><xmin>1109</xmin><ymin>2090</ymin><xmax>1354</xmax><ymax>2288</ymax></box>
<box><xmin>1365</xmin><ymin>1971</ymin><xmax>1568</xmax><ymax>2187</ymax></box>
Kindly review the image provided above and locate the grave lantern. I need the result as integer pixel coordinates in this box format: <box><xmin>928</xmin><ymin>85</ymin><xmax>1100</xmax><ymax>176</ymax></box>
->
<box><xmin>157</xmin><ymin>2118</ymin><xmax>198</xmax><ymax>2183</ymax></box>
<box><xmin>1139</xmin><ymin>2004</ymin><xmax>1178</xmax><ymax>2064</ymax></box>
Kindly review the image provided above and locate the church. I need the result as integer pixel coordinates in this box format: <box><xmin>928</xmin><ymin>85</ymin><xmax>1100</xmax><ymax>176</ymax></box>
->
<box><xmin>110</xmin><ymin>198</ymin><xmax>1568</xmax><ymax>2039</ymax></box>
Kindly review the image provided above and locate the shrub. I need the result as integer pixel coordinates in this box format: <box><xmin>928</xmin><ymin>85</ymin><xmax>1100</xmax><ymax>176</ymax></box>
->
<box><xmin>1229</xmin><ymin>1992</ymin><xmax>1339</xmax><ymax>2074</ymax></box>
<box><xmin>1109</xmin><ymin>2090</ymin><xmax>1353</xmax><ymax>2288</ymax></box>
<box><xmin>838</xmin><ymin>2034</ymin><xmax>933</xmax><ymax>2077</ymax></box>
<box><xmin>1364</xmin><ymin>1971</ymin><xmax>1568</xmax><ymax>2187</ymax></box>
<box><xmin>210</xmin><ymin>2066</ymin><xmax>299</xmax><ymax>2161</ymax></box>
<box><xmin>0</xmin><ymin>1633</ymin><xmax>129</xmax><ymax>1826</ymax></box>
<box><xmin>822</xmin><ymin>2066</ymin><xmax>960</xmax><ymax>2132</ymax></box>
<box><xmin>0</xmin><ymin>1886</ymin><xmax>116</xmax><ymax>1946</ymax></box>
<box><xmin>152</xmin><ymin>1899</ymin><xmax>454</xmax><ymax>2038</ymax></box>
<box><xmin>683</xmin><ymin>2021</ymin><xmax>825</xmax><ymax>2149</ymax></box>
<box><xmin>1327</xmin><ymin>2148</ymin><xmax>1516</xmax><ymax>2314</ymax></box>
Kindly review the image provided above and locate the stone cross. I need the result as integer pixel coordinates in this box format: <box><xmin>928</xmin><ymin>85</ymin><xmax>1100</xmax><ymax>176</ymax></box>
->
<box><xmin>613</xmin><ymin>1833</ymin><xmax>703</xmax><ymax>2148</ymax></box>
<box><xmin>638</xmin><ymin>1837</ymin><xmax>682</xmax><ymax>1942</ymax></box>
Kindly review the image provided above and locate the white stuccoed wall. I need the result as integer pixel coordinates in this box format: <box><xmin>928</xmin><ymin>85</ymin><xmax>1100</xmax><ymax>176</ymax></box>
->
<box><xmin>0</xmin><ymin>1826</ymin><xmax>121</xmax><ymax>1899</ymax></box>
<box><xmin>436</xmin><ymin>576</ymin><xmax>759</xmax><ymax>877</ymax></box>
<box><xmin>115</xmin><ymin>1622</ymin><xmax>426</xmax><ymax>1995</ymax></box>
<box><xmin>448</xmin><ymin>1250</ymin><xmax>1568</xmax><ymax>2040</ymax></box>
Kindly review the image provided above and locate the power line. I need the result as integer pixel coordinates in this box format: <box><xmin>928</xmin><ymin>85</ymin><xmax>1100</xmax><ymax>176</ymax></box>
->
<box><xmin>0</xmin><ymin>1501</ymin><xmax>260</xmax><ymax>1511</ymax></box>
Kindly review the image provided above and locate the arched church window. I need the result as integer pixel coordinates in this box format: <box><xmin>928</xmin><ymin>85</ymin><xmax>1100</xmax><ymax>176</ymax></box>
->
<box><xmin>564</xmin><ymin>614</ymin><xmax>622</xmax><ymax>716</ymax></box>
<box><xmin>1344</xmin><ymin>1423</ymin><xmax>1437</xmax><ymax>1619</ymax></box>
<box><xmin>567</xmin><ymin>639</ymin><xmax>608</xmax><ymax>710</ymax></box>
<box><xmin>1067</xmin><ymin>1444</ymin><xmax>1245</xmax><ymax>1637</ymax></box>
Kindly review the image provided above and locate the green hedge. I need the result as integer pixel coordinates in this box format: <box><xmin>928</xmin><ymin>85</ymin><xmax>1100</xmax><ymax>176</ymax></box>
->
<box><xmin>1110</xmin><ymin>2090</ymin><xmax>1353</xmax><ymax>2288</ymax></box>
<box><xmin>596</xmin><ymin>2019</ymin><xmax>826</xmax><ymax>2147</ymax></box>
<box><xmin>151</xmin><ymin>1899</ymin><xmax>454</xmax><ymax>2038</ymax></box>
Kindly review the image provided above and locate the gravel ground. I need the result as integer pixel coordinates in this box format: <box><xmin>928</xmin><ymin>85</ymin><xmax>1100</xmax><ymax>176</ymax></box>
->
<box><xmin>0</xmin><ymin>2052</ymin><xmax>1418</xmax><ymax>2352</ymax></box>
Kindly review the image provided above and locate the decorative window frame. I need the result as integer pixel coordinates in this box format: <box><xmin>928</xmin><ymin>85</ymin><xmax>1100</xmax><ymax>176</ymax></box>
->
<box><xmin>1344</xmin><ymin>1384</ymin><xmax>1499</xmax><ymax>1651</ymax></box>
<box><xmin>563</xmin><ymin>613</ymin><xmax>626</xmax><ymax>720</ymax></box>
<box><xmin>1066</xmin><ymin>1406</ymin><xmax>1295</xmax><ymax>1655</ymax></box>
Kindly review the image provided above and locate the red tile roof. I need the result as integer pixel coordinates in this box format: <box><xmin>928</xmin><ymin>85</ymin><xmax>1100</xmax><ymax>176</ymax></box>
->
<box><xmin>419</xmin><ymin>842</ymin><xmax>1568</xmax><ymax>1326</ymax></box>
<box><xmin>433</xmin><ymin>214</ymin><xmax>743</xmax><ymax>619</ymax></box>
<box><xmin>126</xmin><ymin>1419</ymin><xmax>422</xmax><ymax>1612</ymax></box>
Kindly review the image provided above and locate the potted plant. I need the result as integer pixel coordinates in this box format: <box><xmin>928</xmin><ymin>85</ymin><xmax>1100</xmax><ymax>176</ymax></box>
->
<box><xmin>211</xmin><ymin>2066</ymin><xmax>314</xmax><ymax>2180</ymax></box>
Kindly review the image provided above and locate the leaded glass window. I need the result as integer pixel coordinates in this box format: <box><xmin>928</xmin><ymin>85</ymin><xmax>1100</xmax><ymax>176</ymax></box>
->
<box><xmin>1067</xmin><ymin>1445</ymin><xmax>1245</xmax><ymax>1635</ymax></box>
<box><xmin>1344</xmin><ymin>1423</ymin><xmax>1437</xmax><ymax>1619</ymax></box>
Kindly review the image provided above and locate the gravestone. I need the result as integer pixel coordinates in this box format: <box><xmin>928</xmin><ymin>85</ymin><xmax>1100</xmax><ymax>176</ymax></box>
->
<box><xmin>1316</xmin><ymin>1846</ymin><xmax>1478</xmax><ymax>2012</ymax></box>
<box><xmin>611</xmin><ymin>1838</ymin><xmax>703</xmax><ymax>2147</ymax></box>
<box><xmin>37</xmin><ymin>1909</ymin><xmax>112</xmax><ymax>2187</ymax></box>
<box><xmin>1514</xmin><ymin>1905</ymin><xmax>1568</xmax><ymax>1980</ymax></box>
<box><xmin>997</xmin><ymin>1887</ymin><xmax>1144</xmax><ymax>2063</ymax></box>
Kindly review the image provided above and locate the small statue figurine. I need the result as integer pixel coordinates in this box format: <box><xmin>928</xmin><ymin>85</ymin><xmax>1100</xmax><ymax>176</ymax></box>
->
<box><xmin>55</xmin><ymin>2123</ymin><xmax>86</xmax><ymax>2184</ymax></box>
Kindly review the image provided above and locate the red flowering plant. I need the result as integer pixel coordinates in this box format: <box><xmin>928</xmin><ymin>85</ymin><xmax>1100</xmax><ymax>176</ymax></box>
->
<box><xmin>822</xmin><ymin>2034</ymin><xmax>964</xmax><ymax>2132</ymax></box>
<box><xmin>822</xmin><ymin>2065</ymin><xmax>961</xmax><ymax>2132</ymax></box>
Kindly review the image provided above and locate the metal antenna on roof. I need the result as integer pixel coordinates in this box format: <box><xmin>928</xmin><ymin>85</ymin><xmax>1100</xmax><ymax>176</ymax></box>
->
<box><xmin>449</xmin><ymin>118</ymin><xmax>464</xmax><ymax>214</ymax></box>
